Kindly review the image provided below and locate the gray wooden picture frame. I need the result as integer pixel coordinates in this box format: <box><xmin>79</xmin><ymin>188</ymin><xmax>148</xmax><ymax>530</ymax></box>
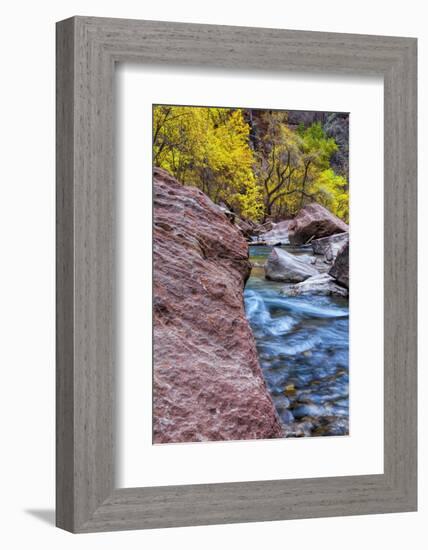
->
<box><xmin>56</xmin><ymin>16</ymin><xmax>417</xmax><ymax>533</ymax></box>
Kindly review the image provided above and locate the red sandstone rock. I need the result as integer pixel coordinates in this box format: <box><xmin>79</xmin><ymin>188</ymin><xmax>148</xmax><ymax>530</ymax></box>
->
<box><xmin>288</xmin><ymin>203</ymin><xmax>348</xmax><ymax>245</ymax></box>
<box><xmin>153</xmin><ymin>168</ymin><xmax>283</xmax><ymax>443</ymax></box>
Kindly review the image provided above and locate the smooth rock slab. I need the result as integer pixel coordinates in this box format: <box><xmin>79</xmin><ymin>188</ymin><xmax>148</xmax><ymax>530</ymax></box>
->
<box><xmin>265</xmin><ymin>247</ymin><xmax>319</xmax><ymax>282</ymax></box>
<box><xmin>153</xmin><ymin>168</ymin><xmax>283</xmax><ymax>443</ymax></box>
<box><xmin>280</xmin><ymin>273</ymin><xmax>348</xmax><ymax>297</ymax></box>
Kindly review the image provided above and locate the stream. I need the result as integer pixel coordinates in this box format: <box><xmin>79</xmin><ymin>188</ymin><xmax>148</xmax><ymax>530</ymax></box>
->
<box><xmin>244</xmin><ymin>244</ymin><xmax>349</xmax><ymax>437</ymax></box>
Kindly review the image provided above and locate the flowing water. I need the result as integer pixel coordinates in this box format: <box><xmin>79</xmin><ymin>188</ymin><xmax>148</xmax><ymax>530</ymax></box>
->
<box><xmin>244</xmin><ymin>245</ymin><xmax>349</xmax><ymax>437</ymax></box>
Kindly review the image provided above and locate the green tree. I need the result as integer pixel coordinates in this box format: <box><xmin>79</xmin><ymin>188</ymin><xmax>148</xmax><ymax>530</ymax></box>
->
<box><xmin>255</xmin><ymin>113</ymin><xmax>347</xmax><ymax>221</ymax></box>
<box><xmin>315</xmin><ymin>168</ymin><xmax>349</xmax><ymax>222</ymax></box>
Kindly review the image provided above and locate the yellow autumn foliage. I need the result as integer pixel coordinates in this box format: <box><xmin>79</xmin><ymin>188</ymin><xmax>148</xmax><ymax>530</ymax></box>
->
<box><xmin>153</xmin><ymin>105</ymin><xmax>349</xmax><ymax>223</ymax></box>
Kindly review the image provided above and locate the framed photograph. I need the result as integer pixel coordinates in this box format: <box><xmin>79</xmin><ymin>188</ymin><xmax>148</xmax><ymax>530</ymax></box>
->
<box><xmin>56</xmin><ymin>16</ymin><xmax>417</xmax><ymax>532</ymax></box>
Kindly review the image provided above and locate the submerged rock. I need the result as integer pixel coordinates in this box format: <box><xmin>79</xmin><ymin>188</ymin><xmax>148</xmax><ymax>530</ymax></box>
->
<box><xmin>281</xmin><ymin>273</ymin><xmax>348</xmax><ymax>297</ymax></box>
<box><xmin>329</xmin><ymin>241</ymin><xmax>349</xmax><ymax>289</ymax></box>
<box><xmin>288</xmin><ymin>203</ymin><xmax>348</xmax><ymax>245</ymax></box>
<box><xmin>265</xmin><ymin>247</ymin><xmax>319</xmax><ymax>282</ymax></box>
<box><xmin>312</xmin><ymin>416</ymin><xmax>349</xmax><ymax>436</ymax></box>
<box><xmin>291</xmin><ymin>403</ymin><xmax>328</xmax><ymax>419</ymax></box>
<box><xmin>153</xmin><ymin>168</ymin><xmax>283</xmax><ymax>443</ymax></box>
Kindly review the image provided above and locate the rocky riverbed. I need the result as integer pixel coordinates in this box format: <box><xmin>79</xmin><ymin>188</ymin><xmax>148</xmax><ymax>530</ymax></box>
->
<box><xmin>244</xmin><ymin>244</ymin><xmax>349</xmax><ymax>437</ymax></box>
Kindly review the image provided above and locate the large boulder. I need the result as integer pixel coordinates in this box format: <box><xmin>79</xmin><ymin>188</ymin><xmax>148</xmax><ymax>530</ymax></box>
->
<box><xmin>153</xmin><ymin>168</ymin><xmax>282</xmax><ymax>443</ymax></box>
<box><xmin>329</xmin><ymin>241</ymin><xmax>349</xmax><ymax>288</ymax></box>
<box><xmin>258</xmin><ymin>220</ymin><xmax>291</xmax><ymax>245</ymax></box>
<box><xmin>265</xmin><ymin>247</ymin><xmax>319</xmax><ymax>282</ymax></box>
<box><xmin>311</xmin><ymin>232</ymin><xmax>349</xmax><ymax>263</ymax></box>
<box><xmin>288</xmin><ymin>203</ymin><xmax>348</xmax><ymax>245</ymax></box>
<box><xmin>281</xmin><ymin>273</ymin><xmax>348</xmax><ymax>297</ymax></box>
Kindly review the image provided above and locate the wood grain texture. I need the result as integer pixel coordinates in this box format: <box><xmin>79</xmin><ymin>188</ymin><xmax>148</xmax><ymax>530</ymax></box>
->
<box><xmin>56</xmin><ymin>17</ymin><xmax>76</xmax><ymax>532</ymax></box>
<box><xmin>56</xmin><ymin>16</ymin><xmax>417</xmax><ymax>533</ymax></box>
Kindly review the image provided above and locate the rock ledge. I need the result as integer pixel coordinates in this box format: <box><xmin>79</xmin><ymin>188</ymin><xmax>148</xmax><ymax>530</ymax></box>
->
<box><xmin>153</xmin><ymin>168</ymin><xmax>283</xmax><ymax>443</ymax></box>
